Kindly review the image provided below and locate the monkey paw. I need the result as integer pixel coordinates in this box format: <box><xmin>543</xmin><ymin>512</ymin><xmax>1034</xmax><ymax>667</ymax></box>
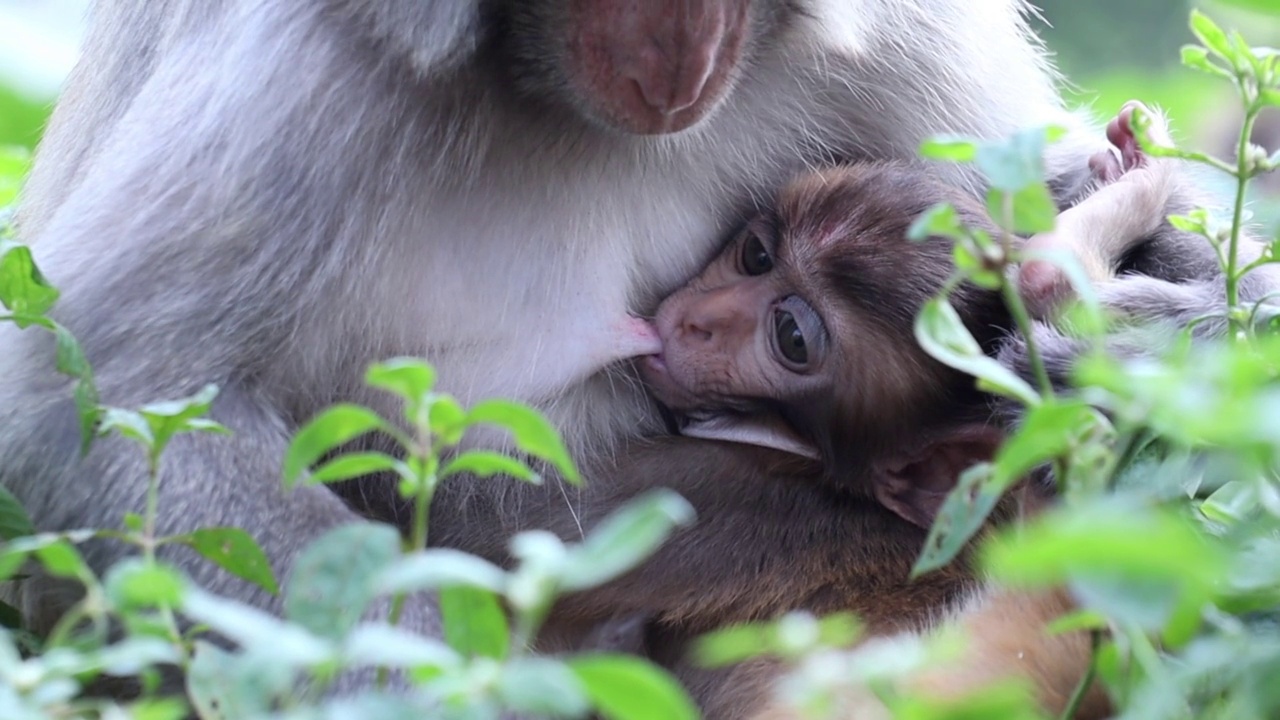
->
<box><xmin>1087</xmin><ymin>100</ymin><xmax>1169</xmax><ymax>184</ymax></box>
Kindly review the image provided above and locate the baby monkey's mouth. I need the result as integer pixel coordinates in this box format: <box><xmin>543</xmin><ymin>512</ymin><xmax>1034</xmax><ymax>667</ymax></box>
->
<box><xmin>638</xmin><ymin>353</ymin><xmax>690</xmax><ymax>406</ymax></box>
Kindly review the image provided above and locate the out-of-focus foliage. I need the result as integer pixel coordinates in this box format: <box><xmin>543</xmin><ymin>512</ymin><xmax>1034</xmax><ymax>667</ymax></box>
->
<box><xmin>0</xmin><ymin>86</ymin><xmax>48</xmax><ymax>150</ymax></box>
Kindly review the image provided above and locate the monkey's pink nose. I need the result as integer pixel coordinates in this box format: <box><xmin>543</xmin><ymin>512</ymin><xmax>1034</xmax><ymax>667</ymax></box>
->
<box><xmin>620</xmin><ymin>39</ymin><xmax>718</xmax><ymax>116</ymax></box>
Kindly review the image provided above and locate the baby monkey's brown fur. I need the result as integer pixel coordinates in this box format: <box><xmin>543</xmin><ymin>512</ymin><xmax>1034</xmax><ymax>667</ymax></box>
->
<box><xmin>492</xmin><ymin>162</ymin><xmax>1102</xmax><ymax>718</ymax></box>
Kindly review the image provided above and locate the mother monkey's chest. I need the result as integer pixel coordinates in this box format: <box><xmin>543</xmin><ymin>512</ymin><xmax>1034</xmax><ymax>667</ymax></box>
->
<box><xmin>362</xmin><ymin>67</ymin><xmax>901</xmax><ymax>451</ymax></box>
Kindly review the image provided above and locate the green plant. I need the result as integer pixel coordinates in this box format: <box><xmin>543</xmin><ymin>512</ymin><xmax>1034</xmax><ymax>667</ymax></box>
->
<box><xmin>0</xmin><ymin>146</ymin><xmax>700</xmax><ymax>717</ymax></box>
<box><xmin>712</xmin><ymin>10</ymin><xmax>1280</xmax><ymax>720</ymax></box>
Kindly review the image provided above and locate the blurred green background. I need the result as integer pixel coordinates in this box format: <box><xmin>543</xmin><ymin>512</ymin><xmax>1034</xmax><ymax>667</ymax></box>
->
<box><xmin>0</xmin><ymin>0</ymin><xmax>1277</xmax><ymax>207</ymax></box>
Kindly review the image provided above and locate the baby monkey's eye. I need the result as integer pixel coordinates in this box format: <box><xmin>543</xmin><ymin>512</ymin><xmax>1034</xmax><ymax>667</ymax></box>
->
<box><xmin>770</xmin><ymin>297</ymin><xmax>826</xmax><ymax>372</ymax></box>
<box><xmin>774</xmin><ymin>310</ymin><xmax>807</xmax><ymax>365</ymax></box>
<box><xmin>741</xmin><ymin>234</ymin><xmax>773</xmax><ymax>276</ymax></box>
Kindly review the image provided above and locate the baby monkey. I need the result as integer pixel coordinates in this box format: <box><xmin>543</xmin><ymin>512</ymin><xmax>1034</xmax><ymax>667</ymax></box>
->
<box><xmin>532</xmin><ymin>107</ymin><xmax>1181</xmax><ymax>719</ymax></box>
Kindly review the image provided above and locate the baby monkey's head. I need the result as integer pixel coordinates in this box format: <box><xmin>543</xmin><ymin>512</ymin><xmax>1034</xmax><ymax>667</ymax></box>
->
<box><xmin>639</xmin><ymin>162</ymin><xmax>1012</xmax><ymax>500</ymax></box>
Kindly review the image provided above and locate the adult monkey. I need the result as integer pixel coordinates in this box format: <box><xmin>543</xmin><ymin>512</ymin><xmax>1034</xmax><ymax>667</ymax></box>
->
<box><xmin>0</xmin><ymin>0</ymin><xmax>1180</xmax><ymax>700</ymax></box>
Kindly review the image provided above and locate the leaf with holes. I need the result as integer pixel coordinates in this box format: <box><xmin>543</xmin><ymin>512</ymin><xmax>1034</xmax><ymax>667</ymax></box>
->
<box><xmin>284</xmin><ymin>523</ymin><xmax>400</xmax><ymax>640</ymax></box>
<box><xmin>177</xmin><ymin>527</ymin><xmax>279</xmax><ymax>595</ymax></box>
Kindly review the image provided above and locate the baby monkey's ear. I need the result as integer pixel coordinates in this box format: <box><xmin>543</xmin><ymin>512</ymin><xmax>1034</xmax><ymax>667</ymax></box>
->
<box><xmin>872</xmin><ymin>425</ymin><xmax>1004</xmax><ymax>530</ymax></box>
<box><xmin>679</xmin><ymin>412</ymin><xmax>820</xmax><ymax>460</ymax></box>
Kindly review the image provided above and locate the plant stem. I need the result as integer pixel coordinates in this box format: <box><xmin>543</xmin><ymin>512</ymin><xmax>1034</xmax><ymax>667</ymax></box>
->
<box><xmin>1060</xmin><ymin>629</ymin><xmax>1102</xmax><ymax>720</ymax></box>
<box><xmin>1001</xmin><ymin>280</ymin><xmax>1054</xmax><ymax>398</ymax></box>
<box><xmin>143</xmin><ymin>456</ymin><xmax>161</xmax><ymax>564</ymax></box>
<box><xmin>1225</xmin><ymin>105</ymin><xmax>1260</xmax><ymax>338</ymax></box>
<box><xmin>386</xmin><ymin>450</ymin><xmax>437</xmax><ymax>630</ymax></box>
<box><xmin>995</xmin><ymin>196</ymin><xmax>1054</xmax><ymax>399</ymax></box>
<box><xmin>411</xmin><ymin>468</ymin><xmax>436</xmax><ymax>552</ymax></box>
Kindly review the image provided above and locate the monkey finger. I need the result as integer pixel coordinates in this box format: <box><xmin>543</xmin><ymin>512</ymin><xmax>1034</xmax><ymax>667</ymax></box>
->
<box><xmin>1106</xmin><ymin>105</ymin><xmax>1143</xmax><ymax>171</ymax></box>
<box><xmin>1088</xmin><ymin>147</ymin><xmax>1124</xmax><ymax>183</ymax></box>
<box><xmin>1017</xmin><ymin>257</ymin><xmax>1075</xmax><ymax>320</ymax></box>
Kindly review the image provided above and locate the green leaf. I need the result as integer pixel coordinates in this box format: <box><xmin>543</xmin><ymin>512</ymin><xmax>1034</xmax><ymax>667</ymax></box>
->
<box><xmin>440</xmin><ymin>450</ymin><xmax>540</xmax><ymax>484</ymax></box>
<box><xmin>118</xmin><ymin>698</ymin><xmax>189</xmax><ymax>720</ymax></box>
<box><xmin>177</xmin><ymin>527</ymin><xmax>279</xmax><ymax>595</ymax></box>
<box><xmin>439</xmin><ymin>585</ymin><xmax>510</xmax><ymax>659</ymax></box>
<box><xmin>366</xmin><ymin>358</ymin><xmax>436</xmax><ymax>402</ymax></box>
<box><xmin>982</xmin><ymin>499</ymin><xmax>1228</xmax><ymax>590</ymax></box>
<box><xmin>919</xmin><ymin>136</ymin><xmax>979</xmax><ymax>162</ymax></box>
<box><xmin>309</xmin><ymin>451</ymin><xmax>407</xmax><ymax>484</ymax></box>
<box><xmin>104</xmin><ymin>559</ymin><xmax>187</xmax><ymax>609</ymax></box>
<box><xmin>0</xmin><ymin>530</ymin><xmax>95</xmax><ymax>582</ymax></box>
<box><xmin>974</xmin><ymin>126</ymin><xmax>1056</xmax><ymax>192</ymax></box>
<box><xmin>96</xmin><ymin>637</ymin><xmax>185</xmax><ymax>677</ymax></box>
<box><xmin>694</xmin><ymin>622</ymin><xmax>774</xmax><ymax>667</ymax></box>
<box><xmin>1167</xmin><ymin>212</ymin><xmax>1208</xmax><ymax>235</ymax></box>
<box><xmin>0</xmin><ymin>485</ymin><xmax>34</xmax><ymax>540</ymax></box>
<box><xmin>914</xmin><ymin>401</ymin><xmax>1105</xmax><ymax>575</ymax></box>
<box><xmin>284</xmin><ymin>523</ymin><xmax>401</xmax><ymax>640</ymax></box>
<box><xmin>137</xmin><ymin>384</ymin><xmax>224</xmax><ymax>455</ymax></box>
<box><xmin>0</xmin><ymin>240</ymin><xmax>60</xmax><ymax>317</ymax></box>
<box><xmin>1214</xmin><ymin>0</ymin><xmax>1280</xmax><ymax>14</ymax></box>
<box><xmin>429</xmin><ymin>394</ymin><xmax>469</xmax><ymax>446</ymax></box>
<box><xmin>184</xmin><ymin>591</ymin><xmax>334</xmax><ymax>666</ymax></box>
<box><xmin>1180</xmin><ymin>45</ymin><xmax>1232</xmax><ymax>78</ymax></box>
<box><xmin>561</xmin><ymin>489</ymin><xmax>696</xmax><ymax>592</ymax></box>
<box><xmin>0</xmin><ymin>147</ymin><xmax>30</xmax><ymax>207</ymax></box>
<box><xmin>569</xmin><ymin>654</ymin><xmax>700</xmax><ymax>720</ymax></box>
<box><xmin>51</xmin><ymin>321</ymin><xmax>92</xmax><ymax>380</ymax></box>
<box><xmin>467</xmin><ymin>399</ymin><xmax>581</xmax><ymax>484</ymax></box>
<box><xmin>56</xmin><ymin>323</ymin><xmax>102</xmax><ymax>455</ymax></box>
<box><xmin>912</xmin><ymin>462</ymin><xmax>1001</xmax><ymax>576</ymax></box>
<box><xmin>187</xmin><ymin>642</ymin><xmax>278</xmax><ymax>719</ymax></box>
<box><xmin>342</xmin><ymin>624</ymin><xmax>461</xmax><ymax>671</ymax></box>
<box><xmin>34</xmin><ymin>540</ymin><xmax>91</xmax><ymax>580</ymax></box>
<box><xmin>283</xmin><ymin>404</ymin><xmax>388</xmax><ymax>487</ymax></box>
<box><xmin>908</xmin><ymin>203</ymin><xmax>966</xmax><ymax>243</ymax></box>
<box><xmin>1045</xmin><ymin>609</ymin><xmax>1108</xmax><ymax>636</ymax></box>
<box><xmin>1190</xmin><ymin>10</ymin><xmax>1237</xmax><ymax>65</ymax></box>
<box><xmin>99</xmin><ymin>386</ymin><xmax>227</xmax><ymax>460</ymax></box>
<box><xmin>375</xmin><ymin>549</ymin><xmax>507</xmax><ymax>595</ymax></box>
<box><xmin>997</xmin><ymin>400</ymin><xmax>1102</xmax><ymax>488</ymax></box>
<box><xmin>498</xmin><ymin>657</ymin><xmax>591</xmax><ymax>717</ymax></box>
<box><xmin>953</xmin><ymin>242</ymin><xmax>1002</xmax><ymax>290</ymax></box>
<box><xmin>914</xmin><ymin>298</ymin><xmax>1039</xmax><ymax>406</ymax></box>
<box><xmin>987</xmin><ymin>183</ymin><xmax>1057</xmax><ymax>235</ymax></box>
<box><xmin>98</xmin><ymin>408</ymin><xmax>155</xmax><ymax>448</ymax></box>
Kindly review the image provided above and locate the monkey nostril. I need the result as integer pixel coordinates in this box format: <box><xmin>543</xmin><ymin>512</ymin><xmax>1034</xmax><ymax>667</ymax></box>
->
<box><xmin>682</xmin><ymin>319</ymin><xmax>714</xmax><ymax>343</ymax></box>
<box><xmin>628</xmin><ymin>76</ymin><xmax>670</xmax><ymax>115</ymax></box>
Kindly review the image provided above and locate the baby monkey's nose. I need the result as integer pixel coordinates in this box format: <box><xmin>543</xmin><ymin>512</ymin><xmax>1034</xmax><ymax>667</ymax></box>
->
<box><xmin>680</xmin><ymin>286</ymin><xmax>755</xmax><ymax>343</ymax></box>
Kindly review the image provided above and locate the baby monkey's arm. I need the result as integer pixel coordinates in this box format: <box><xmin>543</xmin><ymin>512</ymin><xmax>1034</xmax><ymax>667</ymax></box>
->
<box><xmin>1019</xmin><ymin>101</ymin><xmax>1181</xmax><ymax>318</ymax></box>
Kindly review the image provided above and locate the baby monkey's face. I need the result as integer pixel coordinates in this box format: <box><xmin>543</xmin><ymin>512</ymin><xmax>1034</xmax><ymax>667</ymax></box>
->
<box><xmin>639</xmin><ymin>213</ymin><xmax>837</xmax><ymax>420</ymax></box>
<box><xmin>631</xmin><ymin>163</ymin><xmax>972</xmax><ymax>460</ymax></box>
